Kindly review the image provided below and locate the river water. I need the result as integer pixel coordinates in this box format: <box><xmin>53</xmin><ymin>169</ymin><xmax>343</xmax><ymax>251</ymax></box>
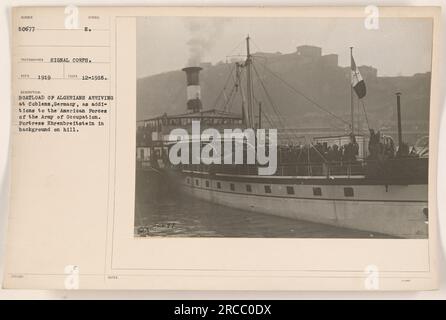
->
<box><xmin>134</xmin><ymin>179</ymin><xmax>392</xmax><ymax>238</ymax></box>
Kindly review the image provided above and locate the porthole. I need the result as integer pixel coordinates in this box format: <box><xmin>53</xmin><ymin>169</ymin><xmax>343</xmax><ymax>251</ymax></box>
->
<box><xmin>313</xmin><ymin>187</ymin><xmax>322</xmax><ymax>196</ymax></box>
<box><xmin>344</xmin><ymin>187</ymin><xmax>354</xmax><ymax>197</ymax></box>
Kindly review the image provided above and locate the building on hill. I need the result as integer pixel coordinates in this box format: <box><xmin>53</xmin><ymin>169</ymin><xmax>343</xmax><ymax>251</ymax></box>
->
<box><xmin>296</xmin><ymin>45</ymin><xmax>322</xmax><ymax>57</ymax></box>
<box><xmin>199</xmin><ymin>62</ymin><xmax>212</xmax><ymax>69</ymax></box>
<box><xmin>358</xmin><ymin>65</ymin><xmax>378</xmax><ymax>78</ymax></box>
<box><xmin>320</xmin><ymin>53</ymin><xmax>338</xmax><ymax>67</ymax></box>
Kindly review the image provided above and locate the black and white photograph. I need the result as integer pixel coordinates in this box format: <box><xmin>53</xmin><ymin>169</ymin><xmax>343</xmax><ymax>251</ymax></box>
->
<box><xmin>134</xmin><ymin>16</ymin><xmax>431</xmax><ymax>239</ymax></box>
<box><xmin>1</xmin><ymin>4</ymin><xmax>443</xmax><ymax>294</ymax></box>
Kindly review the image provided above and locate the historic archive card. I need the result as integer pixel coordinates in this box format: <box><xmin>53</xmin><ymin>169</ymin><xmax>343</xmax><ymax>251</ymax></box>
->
<box><xmin>3</xmin><ymin>6</ymin><xmax>441</xmax><ymax>291</ymax></box>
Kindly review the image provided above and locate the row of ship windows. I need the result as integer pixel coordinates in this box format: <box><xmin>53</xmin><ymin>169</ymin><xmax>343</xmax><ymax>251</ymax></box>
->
<box><xmin>186</xmin><ymin>178</ymin><xmax>355</xmax><ymax>197</ymax></box>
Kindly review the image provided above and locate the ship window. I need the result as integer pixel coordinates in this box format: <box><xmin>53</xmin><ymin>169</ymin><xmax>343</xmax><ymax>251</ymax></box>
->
<box><xmin>344</xmin><ymin>187</ymin><xmax>354</xmax><ymax>197</ymax></box>
<box><xmin>246</xmin><ymin>184</ymin><xmax>252</xmax><ymax>192</ymax></box>
<box><xmin>230</xmin><ymin>183</ymin><xmax>235</xmax><ymax>191</ymax></box>
<box><xmin>286</xmin><ymin>186</ymin><xmax>294</xmax><ymax>195</ymax></box>
<box><xmin>217</xmin><ymin>182</ymin><xmax>221</xmax><ymax>189</ymax></box>
<box><xmin>313</xmin><ymin>187</ymin><xmax>322</xmax><ymax>196</ymax></box>
<box><xmin>264</xmin><ymin>185</ymin><xmax>272</xmax><ymax>194</ymax></box>
<box><xmin>195</xmin><ymin>179</ymin><xmax>199</xmax><ymax>186</ymax></box>
<box><xmin>205</xmin><ymin>180</ymin><xmax>210</xmax><ymax>188</ymax></box>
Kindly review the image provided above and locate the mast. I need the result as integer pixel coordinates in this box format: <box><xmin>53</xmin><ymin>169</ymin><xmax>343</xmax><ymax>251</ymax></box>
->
<box><xmin>350</xmin><ymin>46</ymin><xmax>354</xmax><ymax>136</ymax></box>
<box><xmin>236</xmin><ymin>62</ymin><xmax>249</xmax><ymax>126</ymax></box>
<box><xmin>396</xmin><ymin>92</ymin><xmax>403</xmax><ymax>148</ymax></box>
<box><xmin>258</xmin><ymin>101</ymin><xmax>262</xmax><ymax>129</ymax></box>
<box><xmin>246</xmin><ymin>35</ymin><xmax>254</xmax><ymax>128</ymax></box>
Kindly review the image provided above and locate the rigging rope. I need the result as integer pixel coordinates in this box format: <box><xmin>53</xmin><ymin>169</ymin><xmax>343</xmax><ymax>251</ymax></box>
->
<box><xmin>360</xmin><ymin>99</ymin><xmax>371</xmax><ymax>131</ymax></box>
<box><xmin>253</xmin><ymin>95</ymin><xmax>274</xmax><ymax>128</ymax></box>
<box><xmin>227</xmin><ymin>68</ymin><xmax>246</xmax><ymax>113</ymax></box>
<box><xmin>252</xmin><ymin>60</ymin><xmax>343</xmax><ymax>163</ymax></box>
<box><xmin>225</xmin><ymin>39</ymin><xmax>246</xmax><ymax>61</ymax></box>
<box><xmin>223</xmin><ymin>85</ymin><xmax>238</xmax><ymax>112</ymax></box>
<box><xmin>252</xmin><ymin>63</ymin><xmax>288</xmax><ymax>130</ymax></box>
<box><xmin>310</xmin><ymin>142</ymin><xmax>329</xmax><ymax>163</ymax></box>
<box><xmin>256</xmin><ymin>58</ymin><xmax>351</xmax><ymax>127</ymax></box>
<box><xmin>211</xmin><ymin>64</ymin><xmax>236</xmax><ymax>111</ymax></box>
<box><xmin>252</xmin><ymin>63</ymin><xmax>316</xmax><ymax>148</ymax></box>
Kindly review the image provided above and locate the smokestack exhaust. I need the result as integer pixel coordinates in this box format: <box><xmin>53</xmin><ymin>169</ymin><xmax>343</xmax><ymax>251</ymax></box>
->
<box><xmin>182</xmin><ymin>66</ymin><xmax>203</xmax><ymax>113</ymax></box>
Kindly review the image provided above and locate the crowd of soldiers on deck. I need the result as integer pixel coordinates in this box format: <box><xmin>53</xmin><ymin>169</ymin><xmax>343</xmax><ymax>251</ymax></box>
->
<box><xmin>278</xmin><ymin>136</ymin><xmax>359</xmax><ymax>165</ymax></box>
<box><xmin>138</xmin><ymin>125</ymin><xmax>421</xmax><ymax>174</ymax></box>
<box><xmin>278</xmin><ymin>129</ymin><xmax>419</xmax><ymax>165</ymax></box>
<box><xmin>136</xmin><ymin>125</ymin><xmax>153</xmax><ymax>147</ymax></box>
<box><xmin>368</xmin><ymin>129</ymin><xmax>419</xmax><ymax>160</ymax></box>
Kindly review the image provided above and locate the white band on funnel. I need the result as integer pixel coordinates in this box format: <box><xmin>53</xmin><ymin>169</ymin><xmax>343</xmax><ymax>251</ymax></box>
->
<box><xmin>187</xmin><ymin>85</ymin><xmax>201</xmax><ymax>101</ymax></box>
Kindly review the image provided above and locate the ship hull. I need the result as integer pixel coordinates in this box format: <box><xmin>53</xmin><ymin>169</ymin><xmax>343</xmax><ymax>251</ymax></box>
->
<box><xmin>179</xmin><ymin>171</ymin><xmax>428</xmax><ymax>238</ymax></box>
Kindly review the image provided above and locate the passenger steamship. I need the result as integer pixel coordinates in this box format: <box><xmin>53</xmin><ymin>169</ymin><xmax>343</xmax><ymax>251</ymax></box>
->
<box><xmin>136</xmin><ymin>37</ymin><xmax>429</xmax><ymax>238</ymax></box>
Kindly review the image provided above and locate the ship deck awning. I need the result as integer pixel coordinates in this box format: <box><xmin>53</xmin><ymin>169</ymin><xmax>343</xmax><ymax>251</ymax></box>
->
<box><xmin>137</xmin><ymin>109</ymin><xmax>243</xmax><ymax>123</ymax></box>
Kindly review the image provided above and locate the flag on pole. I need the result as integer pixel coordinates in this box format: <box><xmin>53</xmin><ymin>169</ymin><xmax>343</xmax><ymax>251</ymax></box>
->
<box><xmin>351</xmin><ymin>55</ymin><xmax>366</xmax><ymax>99</ymax></box>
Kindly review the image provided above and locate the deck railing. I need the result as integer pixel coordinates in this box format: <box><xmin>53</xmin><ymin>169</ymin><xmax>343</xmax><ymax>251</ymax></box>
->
<box><xmin>163</xmin><ymin>161</ymin><xmax>365</xmax><ymax>178</ymax></box>
<box><xmin>136</xmin><ymin>157</ymin><xmax>428</xmax><ymax>182</ymax></box>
